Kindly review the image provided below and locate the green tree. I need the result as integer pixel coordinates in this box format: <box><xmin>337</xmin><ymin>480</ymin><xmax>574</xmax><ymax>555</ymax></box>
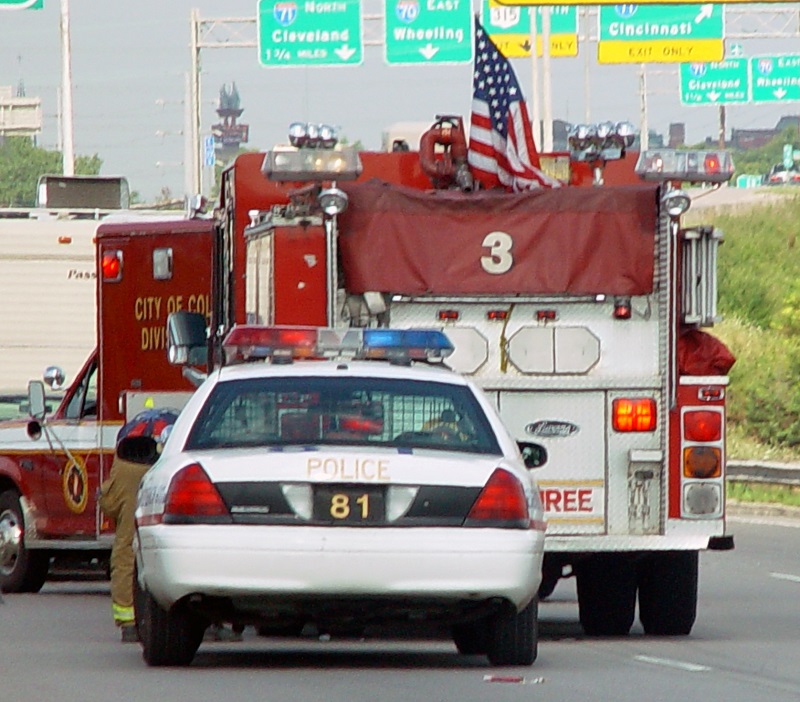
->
<box><xmin>0</xmin><ymin>137</ymin><xmax>102</xmax><ymax>207</ymax></box>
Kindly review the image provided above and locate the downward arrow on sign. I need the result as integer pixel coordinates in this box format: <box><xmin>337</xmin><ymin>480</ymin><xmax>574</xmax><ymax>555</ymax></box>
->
<box><xmin>419</xmin><ymin>44</ymin><xmax>439</xmax><ymax>60</ymax></box>
<box><xmin>334</xmin><ymin>44</ymin><xmax>356</xmax><ymax>61</ymax></box>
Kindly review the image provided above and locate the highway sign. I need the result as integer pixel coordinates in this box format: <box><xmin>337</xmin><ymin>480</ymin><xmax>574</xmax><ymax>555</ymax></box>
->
<box><xmin>0</xmin><ymin>0</ymin><xmax>43</xmax><ymax>8</ymax></box>
<box><xmin>749</xmin><ymin>55</ymin><xmax>800</xmax><ymax>104</ymax></box>
<box><xmin>483</xmin><ymin>2</ymin><xmax>578</xmax><ymax>59</ymax></box>
<box><xmin>735</xmin><ymin>174</ymin><xmax>764</xmax><ymax>189</ymax></box>
<box><xmin>679</xmin><ymin>60</ymin><xmax>748</xmax><ymax>106</ymax></box>
<box><xmin>495</xmin><ymin>0</ymin><xmax>785</xmax><ymax>5</ymax></box>
<box><xmin>203</xmin><ymin>136</ymin><xmax>216</xmax><ymax>168</ymax></box>
<box><xmin>384</xmin><ymin>0</ymin><xmax>472</xmax><ymax>65</ymax></box>
<box><xmin>257</xmin><ymin>0</ymin><xmax>362</xmax><ymax>67</ymax></box>
<box><xmin>598</xmin><ymin>4</ymin><xmax>724</xmax><ymax>64</ymax></box>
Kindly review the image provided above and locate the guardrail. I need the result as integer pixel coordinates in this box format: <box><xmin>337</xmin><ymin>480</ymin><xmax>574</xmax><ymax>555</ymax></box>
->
<box><xmin>726</xmin><ymin>460</ymin><xmax>800</xmax><ymax>487</ymax></box>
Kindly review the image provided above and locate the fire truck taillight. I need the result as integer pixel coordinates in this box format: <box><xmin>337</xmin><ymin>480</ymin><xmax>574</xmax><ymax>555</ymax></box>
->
<box><xmin>683</xmin><ymin>446</ymin><xmax>721</xmax><ymax>479</ymax></box>
<box><xmin>613</xmin><ymin>296</ymin><xmax>632</xmax><ymax>319</ymax></box>
<box><xmin>487</xmin><ymin>310</ymin><xmax>508</xmax><ymax>321</ymax></box>
<box><xmin>438</xmin><ymin>310</ymin><xmax>460</xmax><ymax>321</ymax></box>
<box><xmin>684</xmin><ymin>410</ymin><xmax>722</xmax><ymax>442</ymax></box>
<box><xmin>464</xmin><ymin>469</ymin><xmax>530</xmax><ymax>528</ymax></box>
<box><xmin>163</xmin><ymin>463</ymin><xmax>231</xmax><ymax>523</ymax></box>
<box><xmin>536</xmin><ymin>310</ymin><xmax>556</xmax><ymax>321</ymax></box>
<box><xmin>612</xmin><ymin>398</ymin><xmax>657</xmax><ymax>432</ymax></box>
<box><xmin>101</xmin><ymin>250</ymin><xmax>122</xmax><ymax>282</ymax></box>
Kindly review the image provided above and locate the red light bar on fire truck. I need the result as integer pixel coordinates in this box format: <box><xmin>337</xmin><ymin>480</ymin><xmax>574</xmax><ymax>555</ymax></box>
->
<box><xmin>635</xmin><ymin>150</ymin><xmax>734</xmax><ymax>184</ymax></box>
<box><xmin>221</xmin><ymin>326</ymin><xmax>454</xmax><ymax>365</ymax></box>
<box><xmin>262</xmin><ymin>145</ymin><xmax>362</xmax><ymax>182</ymax></box>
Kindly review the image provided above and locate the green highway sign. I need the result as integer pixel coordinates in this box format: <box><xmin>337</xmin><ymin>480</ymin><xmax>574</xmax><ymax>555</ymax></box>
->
<box><xmin>483</xmin><ymin>1</ymin><xmax>578</xmax><ymax>58</ymax></box>
<box><xmin>257</xmin><ymin>0</ymin><xmax>362</xmax><ymax>67</ymax></box>
<box><xmin>598</xmin><ymin>4</ymin><xmax>724</xmax><ymax>64</ymax></box>
<box><xmin>750</xmin><ymin>54</ymin><xmax>800</xmax><ymax>104</ymax></box>
<box><xmin>384</xmin><ymin>0</ymin><xmax>473</xmax><ymax>65</ymax></box>
<box><xmin>679</xmin><ymin>59</ymin><xmax>748</xmax><ymax>105</ymax></box>
<box><xmin>0</xmin><ymin>0</ymin><xmax>43</xmax><ymax>8</ymax></box>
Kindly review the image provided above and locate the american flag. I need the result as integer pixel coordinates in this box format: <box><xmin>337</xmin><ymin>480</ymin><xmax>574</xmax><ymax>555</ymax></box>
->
<box><xmin>468</xmin><ymin>20</ymin><xmax>560</xmax><ymax>191</ymax></box>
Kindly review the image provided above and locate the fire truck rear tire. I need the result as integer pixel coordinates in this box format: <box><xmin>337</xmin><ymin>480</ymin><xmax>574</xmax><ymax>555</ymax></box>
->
<box><xmin>136</xmin><ymin>580</ymin><xmax>206</xmax><ymax>667</ymax></box>
<box><xmin>485</xmin><ymin>597</ymin><xmax>538</xmax><ymax>666</ymax></box>
<box><xmin>0</xmin><ymin>490</ymin><xmax>50</xmax><ymax>593</ymax></box>
<box><xmin>575</xmin><ymin>554</ymin><xmax>637</xmax><ymax>636</ymax></box>
<box><xmin>637</xmin><ymin>551</ymin><xmax>698</xmax><ymax>635</ymax></box>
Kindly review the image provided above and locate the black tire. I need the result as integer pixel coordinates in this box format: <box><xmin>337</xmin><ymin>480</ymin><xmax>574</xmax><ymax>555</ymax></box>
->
<box><xmin>452</xmin><ymin>619</ymin><xmax>488</xmax><ymax>655</ymax></box>
<box><xmin>0</xmin><ymin>490</ymin><xmax>50</xmax><ymax>593</ymax></box>
<box><xmin>135</xmin><ymin>580</ymin><xmax>205</xmax><ymax>667</ymax></box>
<box><xmin>485</xmin><ymin>598</ymin><xmax>538</xmax><ymax>666</ymax></box>
<box><xmin>637</xmin><ymin>551</ymin><xmax>698</xmax><ymax>636</ymax></box>
<box><xmin>575</xmin><ymin>554</ymin><xmax>637</xmax><ymax>636</ymax></box>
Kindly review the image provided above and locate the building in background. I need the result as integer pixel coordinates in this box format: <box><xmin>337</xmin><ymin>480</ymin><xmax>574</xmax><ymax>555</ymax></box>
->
<box><xmin>211</xmin><ymin>82</ymin><xmax>249</xmax><ymax>165</ymax></box>
<box><xmin>0</xmin><ymin>82</ymin><xmax>42</xmax><ymax>144</ymax></box>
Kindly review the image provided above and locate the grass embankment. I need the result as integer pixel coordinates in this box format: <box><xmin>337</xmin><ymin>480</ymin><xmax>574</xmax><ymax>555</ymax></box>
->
<box><xmin>688</xmin><ymin>190</ymin><xmax>800</xmax><ymax>507</ymax></box>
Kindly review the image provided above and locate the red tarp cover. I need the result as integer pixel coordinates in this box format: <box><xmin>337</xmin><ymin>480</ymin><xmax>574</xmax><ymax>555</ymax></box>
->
<box><xmin>338</xmin><ymin>181</ymin><xmax>659</xmax><ymax>296</ymax></box>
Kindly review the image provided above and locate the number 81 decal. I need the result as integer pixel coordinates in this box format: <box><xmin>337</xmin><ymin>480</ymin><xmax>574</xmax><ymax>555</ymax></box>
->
<box><xmin>481</xmin><ymin>231</ymin><xmax>513</xmax><ymax>274</ymax></box>
<box><xmin>330</xmin><ymin>492</ymin><xmax>371</xmax><ymax>519</ymax></box>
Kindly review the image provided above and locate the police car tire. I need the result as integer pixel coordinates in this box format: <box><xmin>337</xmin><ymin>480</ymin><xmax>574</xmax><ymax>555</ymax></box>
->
<box><xmin>0</xmin><ymin>490</ymin><xmax>50</xmax><ymax>594</ymax></box>
<box><xmin>575</xmin><ymin>554</ymin><xmax>637</xmax><ymax>636</ymax></box>
<box><xmin>452</xmin><ymin>619</ymin><xmax>489</xmax><ymax>655</ymax></box>
<box><xmin>138</xmin><ymin>585</ymin><xmax>205</xmax><ymax>666</ymax></box>
<box><xmin>485</xmin><ymin>598</ymin><xmax>538</xmax><ymax>666</ymax></box>
<box><xmin>637</xmin><ymin>551</ymin><xmax>698</xmax><ymax>636</ymax></box>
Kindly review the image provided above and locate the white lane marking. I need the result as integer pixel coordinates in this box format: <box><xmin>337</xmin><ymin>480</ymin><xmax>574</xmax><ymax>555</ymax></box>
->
<box><xmin>770</xmin><ymin>572</ymin><xmax>800</xmax><ymax>583</ymax></box>
<box><xmin>634</xmin><ymin>655</ymin><xmax>711</xmax><ymax>672</ymax></box>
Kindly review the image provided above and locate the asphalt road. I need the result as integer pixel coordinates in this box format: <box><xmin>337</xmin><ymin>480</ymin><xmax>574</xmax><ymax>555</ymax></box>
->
<box><xmin>2</xmin><ymin>514</ymin><xmax>799</xmax><ymax>702</ymax></box>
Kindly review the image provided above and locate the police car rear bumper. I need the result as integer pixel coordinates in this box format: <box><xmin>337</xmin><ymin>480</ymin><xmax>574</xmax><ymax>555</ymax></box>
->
<box><xmin>137</xmin><ymin>524</ymin><xmax>544</xmax><ymax>610</ymax></box>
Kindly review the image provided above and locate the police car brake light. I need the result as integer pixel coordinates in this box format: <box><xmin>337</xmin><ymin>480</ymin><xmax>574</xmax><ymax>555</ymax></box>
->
<box><xmin>635</xmin><ymin>150</ymin><xmax>734</xmax><ymax>184</ymax></box>
<box><xmin>163</xmin><ymin>463</ymin><xmax>231</xmax><ymax>523</ymax></box>
<box><xmin>221</xmin><ymin>326</ymin><xmax>454</xmax><ymax>365</ymax></box>
<box><xmin>464</xmin><ymin>469</ymin><xmax>530</xmax><ymax>528</ymax></box>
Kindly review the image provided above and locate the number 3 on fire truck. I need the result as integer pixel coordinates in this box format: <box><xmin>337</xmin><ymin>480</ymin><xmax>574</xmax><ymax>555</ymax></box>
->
<box><xmin>481</xmin><ymin>231</ymin><xmax>513</xmax><ymax>274</ymax></box>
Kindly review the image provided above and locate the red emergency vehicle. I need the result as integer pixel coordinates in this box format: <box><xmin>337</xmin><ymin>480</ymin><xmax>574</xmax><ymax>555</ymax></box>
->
<box><xmin>0</xmin><ymin>213</ymin><xmax>213</xmax><ymax>592</ymax></box>
<box><xmin>169</xmin><ymin>118</ymin><xmax>736</xmax><ymax>637</ymax></box>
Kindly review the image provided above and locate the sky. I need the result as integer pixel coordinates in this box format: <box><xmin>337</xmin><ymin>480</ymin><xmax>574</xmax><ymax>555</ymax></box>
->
<box><xmin>1</xmin><ymin>1</ymin><xmax>797</xmax><ymax>202</ymax></box>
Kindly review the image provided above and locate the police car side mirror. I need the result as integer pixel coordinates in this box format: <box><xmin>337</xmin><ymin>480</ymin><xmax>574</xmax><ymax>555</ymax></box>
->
<box><xmin>518</xmin><ymin>442</ymin><xmax>548</xmax><ymax>469</ymax></box>
<box><xmin>167</xmin><ymin>311</ymin><xmax>208</xmax><ymax>366</ymax></box>
<box><xmin>117</xmin><ymin>436</ymin><xmax>160</xmax><ymax>465</ymax></box>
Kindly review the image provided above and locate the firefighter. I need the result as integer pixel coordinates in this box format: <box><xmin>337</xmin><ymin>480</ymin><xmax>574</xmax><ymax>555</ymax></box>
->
<box><xmin>99</xmin><ymin>409</ymin><xmax>177</xmax><ymax>643</ymax></box>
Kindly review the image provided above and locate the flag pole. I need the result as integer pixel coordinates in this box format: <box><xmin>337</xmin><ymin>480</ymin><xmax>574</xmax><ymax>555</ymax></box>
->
<box><xmin>529</xmin><ymin>9</ymin><xmax>541</xmax><ymax>150</ymax></box>
<box><xmin>541</xmin><ymin>7</ymin><xmax>553</xmax><ymax>152</ymax></box>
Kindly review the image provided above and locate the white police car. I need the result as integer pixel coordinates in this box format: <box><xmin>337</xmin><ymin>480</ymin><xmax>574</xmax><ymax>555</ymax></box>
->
<box><xmin>131</xmin><ymin>327</ymin><xmax>546</xmax><ymax>667</ymax></box>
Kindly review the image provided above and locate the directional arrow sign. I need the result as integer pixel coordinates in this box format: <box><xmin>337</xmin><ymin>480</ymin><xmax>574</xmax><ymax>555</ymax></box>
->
<box><xmin>483</xmin><ymin>1</ymin><xmax>578</xmax><ymax>59</ymax></box>
<box><xmin>679</xmin><ymin>59</ymin><xmax>748</xmax><ymax>106</ymax></box>
<box><xmin>384</xmin><ymin>0</ymin><xmax>473</xmax><ymax>65</ymax></box>
<box><xmin>750</xmin><ymin>55</ymin><xmax>800</xmax><ymax>104</ymax></box>
<box><xmin>257</xmin><ymin>0</ymin><xmax>362</xmax><ymax>67</ymax></box>
<box><xmin>598</xmin><ymin>4</ymin><xmax>724</xmax><ymax>65</ymax></box>
<box><xmin>0</xmin><ymin>0</ymin><xmax>43</xmax><ymax>8</ymax></box>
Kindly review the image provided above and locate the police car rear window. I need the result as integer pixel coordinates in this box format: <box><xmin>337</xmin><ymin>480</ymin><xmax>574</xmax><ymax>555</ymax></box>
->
<box><xmin>184</xmin><ymin>376</ymin><xmax>501</xmax><ymax>455</ymax></box>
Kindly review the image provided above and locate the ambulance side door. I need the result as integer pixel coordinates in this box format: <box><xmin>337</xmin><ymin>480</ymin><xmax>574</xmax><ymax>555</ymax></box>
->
<box><xmin>36</xmin><ymin>357</ymin><xmax>103</xmax><ymax>538</ymax></box>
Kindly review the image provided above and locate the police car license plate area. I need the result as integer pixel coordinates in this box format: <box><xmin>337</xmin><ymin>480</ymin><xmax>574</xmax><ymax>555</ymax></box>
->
<box><xmin>313</xmin><ymin>485</ymin><xmax>386</xmax><ymax>524</ymax></box>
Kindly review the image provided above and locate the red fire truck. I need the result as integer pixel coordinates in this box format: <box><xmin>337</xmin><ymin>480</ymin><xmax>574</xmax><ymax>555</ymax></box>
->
<box><xmin>0</xmin><ymin>213</ymin><xmax>213</xmax><ymax>592</ymax></box>
<box><xmin>166</xmin><ymin>118</ymin><xmax>735</xmax><ymax>637</ymax></box>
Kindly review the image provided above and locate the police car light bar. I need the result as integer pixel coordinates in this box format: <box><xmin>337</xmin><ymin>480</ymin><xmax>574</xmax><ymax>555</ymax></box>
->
<box><xmin>262</xmin><ymin>145</ymin><xmax>362</xmax><ymax>182</ymax></box>
<box><xmin>635</xmin><ymin>150</ymin><xmax>735</xmax><ymax>184</ymax></box>
<box><xmin>221</xmin><ymin>326</ymin><xmax>454</xmax><ymax>365</ymax></box>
